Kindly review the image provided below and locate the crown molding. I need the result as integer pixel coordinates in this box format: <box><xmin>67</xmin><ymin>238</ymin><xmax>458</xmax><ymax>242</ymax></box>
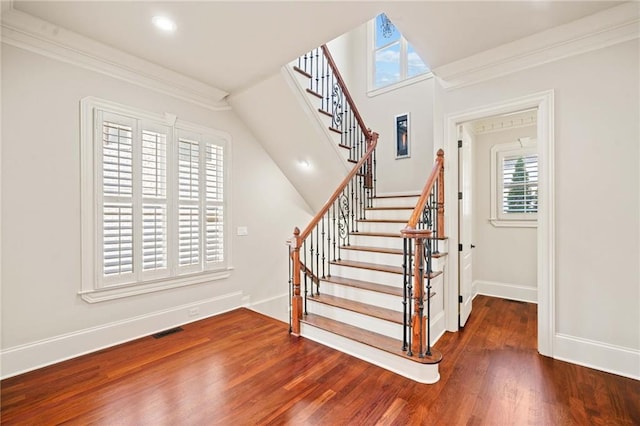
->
<box><xmin>434</xmin><ymin>2</ymin><xmax>640</xmax><ymax>90</ymax></box>
<box><xmin>1</xmin><ymin>7</ymin><xmax>231</xmax><ymax>111</ymax></box>
<box><xmin>472</xmin><ymin>109</ymin><xmax>537</xmax><ymax>135</ymax></box>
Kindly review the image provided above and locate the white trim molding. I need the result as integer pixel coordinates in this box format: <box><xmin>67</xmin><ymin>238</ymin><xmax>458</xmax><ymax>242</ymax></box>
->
<box><xmin>434</xmin><ymin>3</ymin><xmax>640</xmax><ymax>90</ymax></box>
<box><xmin>443</xmin><ymin>90</ymin><xmax>555</xmax><ymax>358</ymax></box>
<box><xmin>473</xmin><ymin>280</ymin><xmax>537</xmax><ymax>304</ymax></box>
<box><xmin>554</xmin><ymin>333</ymin><xmax>640</xmax><ymax>381</ymax></box>
<box><xmin>0</xmin><ymin>292</ymin><xmax>244</xmax><ymax>379</ymax></box>
<box><xmin>1</xmin><ymin>7</ymin><xmax>230</xmax><ymax>111</ymax></box>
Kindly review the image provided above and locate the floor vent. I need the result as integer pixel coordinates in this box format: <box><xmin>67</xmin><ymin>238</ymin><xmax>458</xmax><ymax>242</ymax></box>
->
<box><xmin>152</xmin><ymin>327</ymin><xmax>184</xmax><ymax>339</ymax></box>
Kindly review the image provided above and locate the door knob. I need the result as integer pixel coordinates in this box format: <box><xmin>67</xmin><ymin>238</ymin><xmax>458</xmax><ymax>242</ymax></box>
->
<box><xmin>471</xmin><ymin>244</ymin><xmax>476</xmax><ymax>249</ymax></box>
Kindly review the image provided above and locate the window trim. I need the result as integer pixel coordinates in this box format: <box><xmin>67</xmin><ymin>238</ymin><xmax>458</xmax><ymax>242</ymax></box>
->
<box><xmin>489</xmin><ymin>140</ymin><xmax>538</xmax><ymax>228</ymax></box>
<box><xmin>366</xmin><ymin>16</ymin><xmax>433</xmax><ymax>97</ymax></box>
<box><xmin>80</xmin><ymin>97</ymin><xmax>232</xmax><ymax>303</ymax></box>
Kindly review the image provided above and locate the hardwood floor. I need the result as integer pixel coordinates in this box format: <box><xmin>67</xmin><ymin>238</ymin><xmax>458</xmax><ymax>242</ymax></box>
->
<box><xmin>2</xmin><ymin>295</ymin><xmax>639</xmax><ymax>425</ymax></box>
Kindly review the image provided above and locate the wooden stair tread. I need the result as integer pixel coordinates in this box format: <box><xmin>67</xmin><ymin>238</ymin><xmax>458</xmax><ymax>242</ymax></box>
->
<box><xmin>306</xmin><ymin>88</ymin><xmax>322</xmax><ymax>99</ymax></box>
<box><xmin>293</xmin><ymin>66</ymin><xmax>312</xmax><ymax>79</ymax></box>
<box><xmin>373</xmin><ymin>194</ymin><xmax>421</xmax><ymax>199</ymax></box>
<box><xmin>329</xmin><ymin>126</ymin><xmax>342</xmax><ymax>134</ymax></box>
<box><xmin>341</xmin><ymin>245</ymin><xmax>447</xmax><ymax>259</ymax></box>
<box><xmin>318</xmin><ymin>108</ymin><xmax>332</xmax><ymax>118</ymax></box>
<box><xmin>357</xmin><ymin>219</ymin><xmax>406</xmax><ymax>224</ymax></box>
<box><xmin>330</xmin><ymin>259</ymin><xmax>443</xmax><ymax>279</ymax></box>
<box><xmin>353</xmin><ymin>231</ymin><xmax>448</xmax><ymax>240</ymax></box>
<box><xmin>337</xmin><ymin>143</ymin><xmax>351</xmax><ymax>150</ymax></box>
<box><xmin>308</xmin><ymin>294</ymin><xmax>402</xmax><ymax>324</ymax></box>
<box><xmin>331</xmin><ymin>259</ymin><xmax>403</xmax><ymax>274</ymax></box>
<box><xmin>341</xmin><ymin>245</ymin><xmax>403</xmax><ymax>255</ymax></box>
<box><xmin>351</xmin><ymin>231</ymin><xmax>402</xmax><ymax>238</ymax></box>
<box><xmin>365</xmin><ymin>206</ymin><xmax>414</xmax><ymax>211</ymax></box>
<box><xmin>322</xmin><ymin>276</ymin><xmax>402</xmax><ymax>297</ymax></box>
<box><xmin>301</xmin><ymin>314</ymin><xmax>442</xmax><ymax>365</ymax></box>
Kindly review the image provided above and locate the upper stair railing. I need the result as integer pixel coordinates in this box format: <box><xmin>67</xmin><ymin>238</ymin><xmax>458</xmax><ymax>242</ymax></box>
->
<box><xmin>289</xmin><ymin>44</ymin><xmax>378</xmax><ymax>335</ymax></box>
<box><xmin>295</xmin><ymin>45</ymin><xmax>370</xmax><ymax>164</ymax></box>
<box><xmin>401</xmin><ymin>149</ymin><xmax>445</xmax><ymax>360</ymax></box>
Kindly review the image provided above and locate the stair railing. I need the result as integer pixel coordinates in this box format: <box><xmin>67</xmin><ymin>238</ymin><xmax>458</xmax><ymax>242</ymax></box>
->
<box><xmin>289</xmin><ymin>134</ymin><xmax>378</xmax><ymax>335</ymax></box>
<box><xmin>288</xmin><ymin>44</ymin><xmax>379</xmax><ymax>335</ymax></box>
<box><xmin>295</xmin><ymin>45</ymin><xmax>371</xmax><ymax>164</ymax></box>
<box><xmin>401</xmin><ymin>149</ymin><xmax>445</xmax><ymax>359</ymax></box>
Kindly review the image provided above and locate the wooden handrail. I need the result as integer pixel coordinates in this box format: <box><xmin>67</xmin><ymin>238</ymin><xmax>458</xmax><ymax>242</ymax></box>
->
<box><xmin>321</xmin><ymin>45</ymin><xmax>370</xmax><ymax>139</ymax></box>
<box><xmin>298</xmin><ymin>133</ymin><xmax>378</xmax><ymax>243</ymax></box>
<box><xmin>404</xmin><ymin>149</ymin><xmax>444</xmax><ymax>230</ymax></box>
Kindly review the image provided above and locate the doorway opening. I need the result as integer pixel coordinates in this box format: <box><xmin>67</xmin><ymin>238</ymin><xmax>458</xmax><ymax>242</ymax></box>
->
<box><xmin>443</xmin><ymin>90</ymin><xmax>555</xmax><ymax>357</ymax></box>
<box><xmin>457</xmin><ymin>111</ymin><xmax>539</xmax><ymax>328</ymax></box>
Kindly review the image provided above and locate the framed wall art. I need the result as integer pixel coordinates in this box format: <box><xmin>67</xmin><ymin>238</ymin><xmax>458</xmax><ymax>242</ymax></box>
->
<box><xmin>395</xmin><ymin>113</ymin><xmax>410</xmax><ymax>159</ymax></box>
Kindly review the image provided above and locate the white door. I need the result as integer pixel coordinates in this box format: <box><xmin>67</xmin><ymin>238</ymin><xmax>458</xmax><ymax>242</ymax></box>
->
<box><xmin>458</xmin><ymin>124</ymin><xmax>473</xmax><ymax>327</ymax></box>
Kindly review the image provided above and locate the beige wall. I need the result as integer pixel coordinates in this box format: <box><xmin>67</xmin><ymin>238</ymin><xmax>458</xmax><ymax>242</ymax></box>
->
<box><xmin>1</xmin><ymin>44</ymin><xmax>311</xmax><ymax>372</ymax></box>
<box><xmin>472</xmin><ymin>125</ymin><xmax>537</xmax><ymax>295</ymax></box>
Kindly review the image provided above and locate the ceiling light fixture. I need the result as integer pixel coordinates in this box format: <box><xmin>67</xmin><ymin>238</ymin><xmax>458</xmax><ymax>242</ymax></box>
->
<box><xmin>298</xmin><ymin>159</ymin><xmax>311</xmax><ymax>170</ymax></box>
<box><xmin>152</xmin><ymin>16</ymin><xmax>176</xmax><ymax>33</ymax></box>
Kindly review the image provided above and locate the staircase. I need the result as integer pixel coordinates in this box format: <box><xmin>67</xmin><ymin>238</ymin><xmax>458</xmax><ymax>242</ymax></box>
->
<box><xmin>300</xmin><ymin>194</ymin><xmax>447</xmax><ymax>384</ymax></box>
<box><xmin>287</xmin><ymin>46</ymin><xmax>447</xmax><ymax>384</ymax></box>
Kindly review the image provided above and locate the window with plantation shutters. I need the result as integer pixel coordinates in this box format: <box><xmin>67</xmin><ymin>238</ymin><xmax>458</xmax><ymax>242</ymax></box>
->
<box><xmin>502</xmin><ymin>154</ymin><xmax>538</xmax><ymax>214</ymax></box>
<box><xmin>490</xmin><ymin>140</ymin><xmax>538</xmax><ymax>228</ymax></box>
<box><xmin>81</xmin><ymin>97</ymin><xmax>231</xmax><ymax>302</ymax></box>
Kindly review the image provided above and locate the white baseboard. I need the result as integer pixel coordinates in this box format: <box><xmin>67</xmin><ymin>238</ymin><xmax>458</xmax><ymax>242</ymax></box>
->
<box><xmin>474</xmin><ymin>280</ymin><xmax>537</xmax><ymax>304</ymax></box>
<box><xmin>0</xmin><ymin>292</ymin><xmax>244</xmax><ymax>379</ymax></box>
<box><xmin>248</xmin><ymin>293</ymin><xmax>289</xmax><ymax>324</ymax></box>
<box><xmin>554</xmin><ymin>333</ymin><xmax>640</xmax><ymax>381</ymax></box>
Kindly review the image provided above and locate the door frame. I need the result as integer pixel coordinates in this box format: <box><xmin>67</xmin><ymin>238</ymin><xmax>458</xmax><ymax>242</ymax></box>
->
<box><xmin>443</xmin><ymin>90</ymin><xmax>555</xmax><ymax>357</ymax></box>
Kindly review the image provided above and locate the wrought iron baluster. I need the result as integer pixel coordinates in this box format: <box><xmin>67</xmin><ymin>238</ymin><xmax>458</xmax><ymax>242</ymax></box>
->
<box><xmin>350</xmin><ymin>179</ymin><xmax>355</xmax><ymax>233</ymax></box>
<box><xmin>314</xmin><ymin>49</ymin><xmax>320</xmax><ymax>94</ymax></box>
<box><xmin>406</xmin><ymin>239</ymin><xmax>413</xmax><ymax>357</ymax></box>
<box><xmin>315</xmin><ymin>224</ymin><xmax>320</xmax><ymax>294</ymax></box>
<box><xmin>332</xmin><ymin>202</ymin><xmax>337</xmax><ymax>261</ymax></box>
<box><xmin>402</xmin><ymin>237</ymin><xmax>409</xmax><ymax>351</ymax></box>
<box><xmin>417</xmin><ymin>238</ymin><xmax>425</xmax><ymax>358</ymax></box>
<box><xmin>303</xmin><ymin>239</ymin><xmax>308</xmax><ymax>315</ymax></box>
<box><xmin>425</xmin><ymin>237</ymin><xmax>433</xmax><ymax>356</ymax></box>
<box><xmin>309</xmin><ymin>230</ymin><xmax>314</xmax><ymax>296</ymax></box>
<box><xmin>321</xmin><ymin>216</ymin><xmax>326</xmax><ymax>279</ymax></box>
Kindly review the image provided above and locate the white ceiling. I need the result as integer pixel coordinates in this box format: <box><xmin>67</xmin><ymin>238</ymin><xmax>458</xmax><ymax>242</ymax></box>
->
<box><xmin>12</xmin><ymin>1</ymin><xmax>623</xmax><ymax>97</ymax></box>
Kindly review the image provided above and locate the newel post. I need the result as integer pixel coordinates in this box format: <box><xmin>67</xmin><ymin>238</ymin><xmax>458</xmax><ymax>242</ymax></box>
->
<box><xmin>291</xmin><ymin>227</ymin><xmax>302</xmax><ymax>335</ymax></box>
<box><xmin>437</xmin><ymin>149</ymin><xmax>445</xmax><ymax>239</ymax></box>
<box><xmin>400</xmin><ymin>227</ymin><xmax>432</xmax><ymax>357</ymax></box>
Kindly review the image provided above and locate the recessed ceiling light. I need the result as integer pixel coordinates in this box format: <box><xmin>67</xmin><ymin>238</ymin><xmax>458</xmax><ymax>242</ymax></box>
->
<box><xmin>298</xmin><ymin>159</ymin><xmax>311</xmax><ymax>170</ymax></box>
<box><xmin>152</xmin><ymin>16</ymin><xmax>176</xmax><ymax>33</ymax></box>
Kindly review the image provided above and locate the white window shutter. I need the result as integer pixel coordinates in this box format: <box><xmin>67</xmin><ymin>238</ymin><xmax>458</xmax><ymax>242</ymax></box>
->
<box><xmin>101</xmin><ymin>116</ymin><xmax>134</xmax><ymax>282</ymax></box>
<box><xmin>178</xmin><ymin>138</ymin><xmax>201</xmax><ymax>269</ymax></box>
<box><xmin>205</xmin><ymin>142</ymin><xmax>224</xmax><ymax>265</ymax></box>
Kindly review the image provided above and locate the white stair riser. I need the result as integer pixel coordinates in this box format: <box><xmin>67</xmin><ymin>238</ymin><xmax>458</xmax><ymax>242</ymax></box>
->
<box><xmin>355</xmin><ymin>222</ymin><xmax>407</xmax><ymax>234</ymax></box>
<box><xmin>339</xmin><ymin>249</ymin><xmax>403</xmax><ymax>266</ymax></box>
<box><xmin>306</xmin><ymin>299</ymin><xmax>403</xmax><ymax>339</ymax></box>
<box><xmin>372</xmin><ymin>197</ymin><xmax>420</xmax><ymax>208</ymax></box>
<box><xmin>319</xmin><ymin>281</ymin><xmax>403</xmax><ymax>312</ymax></box>
<box><xmin>346</xmin><ymin>234</ymin><xmax>448</xmax><ymax>254</ymax></box>
<box><xmin>364</xmin><ymin>209</ymin><xmax>413</xmax><ymax>221</ymax></box>
<box><xmin>348</xmin><ymin>235</ymin><xmax>404</xmax><ymax>249</ymax></box>
<box><xmin>330</xmin><ymin>264</ymin><xmax>403</xmax><ymax>286</ymax></box>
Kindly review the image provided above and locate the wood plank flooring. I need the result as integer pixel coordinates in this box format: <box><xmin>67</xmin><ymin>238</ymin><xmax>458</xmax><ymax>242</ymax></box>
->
<box><xmin>2</xmin><ymin>295</ymin><xmax>639</xmax><ymax>425</ymax></box>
